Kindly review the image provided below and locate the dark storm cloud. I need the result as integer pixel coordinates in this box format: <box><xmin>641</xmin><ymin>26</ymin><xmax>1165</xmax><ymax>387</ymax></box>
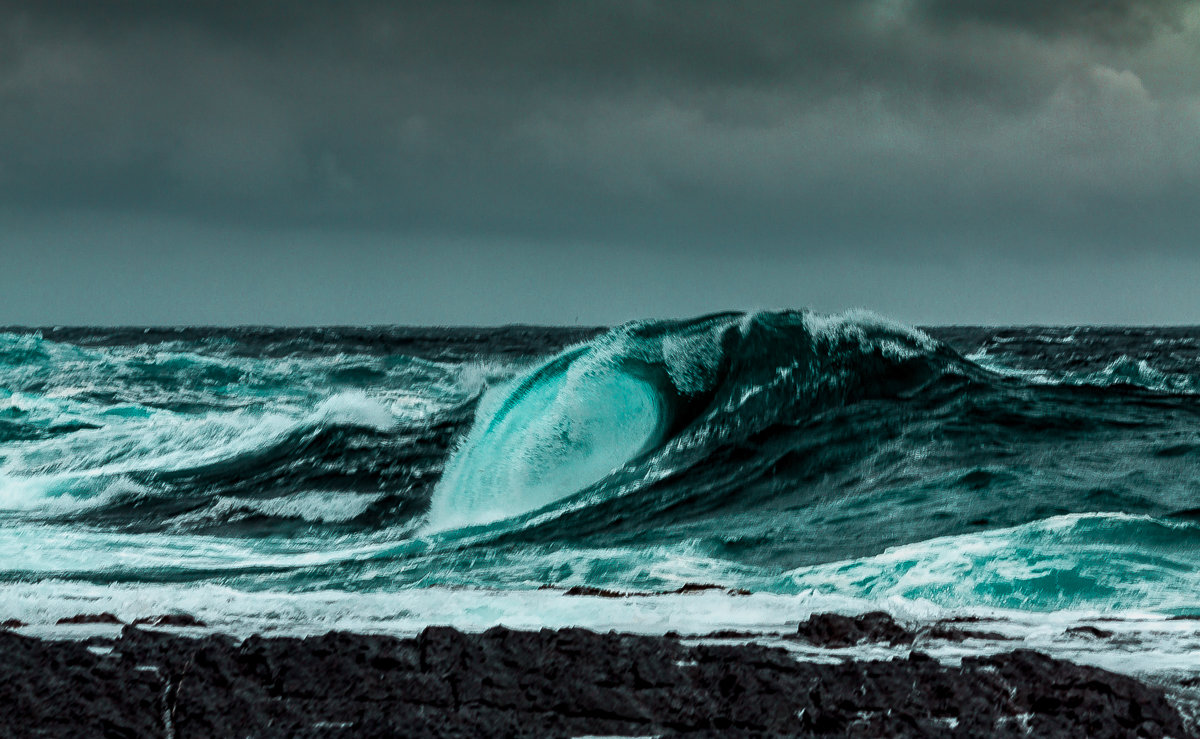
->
<box><xmin>2</xmin><ymin>0</ymin><xmax>1199</xmax><ymax>253</ymax></box>
<box><xmin>915</xmin><ymin>0</ymin><xmax>1194</xmax><ymax>43</ymax></box>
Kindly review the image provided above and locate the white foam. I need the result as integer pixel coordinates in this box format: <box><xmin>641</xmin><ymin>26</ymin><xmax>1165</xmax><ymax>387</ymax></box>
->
<box><xmin>3</xmin><ymin>581</ymin><xmax>1197</xmax><ymax>685</ymax></box>
<box><xmin>314</xmin><ymin>391</ymin><xmax>397</xmax><ymax>431</ymax></box>
<box><xmin>0</xmin><ymin>581</ymin><xmax>806</xmax><ymax>638</ymax></box>
<box><xmin>969</xmin><ymin>352</ymin><xmax>1197</xmax><ymax>394</ymax></box>
<box><xmin>0</xmin><ymin>389</ymin><xmax>411</xmax><ymax>512</ymax></box>
<box><xmin>185</xmin><ymin>491</ymin><xmax>385</xmax><ymax>525</ymax></box>
<box><xmin>0</xmin><ymin>406</ymin><xmax>300</xmax><ymax>510</ymax></box>
<box><xmin>782</xmin><ymin>512</ymin><xmax>1200</xmax><ymax>613</ymax></box>
<box><xmin>803</xmin><ymin>309</ymin><xmax>937</xmax><ymax>359</ymax></box>
<box><xmin>0</xmin><ymin>524</ymin><xmax>403</xmax><ymax>576</ymax></box>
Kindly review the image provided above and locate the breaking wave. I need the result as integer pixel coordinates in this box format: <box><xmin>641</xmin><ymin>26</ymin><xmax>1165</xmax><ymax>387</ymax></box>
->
<box><xmin>427</xmin><ymin>310</ymin><xmax>959</xmax><ymax>530</ymax></box>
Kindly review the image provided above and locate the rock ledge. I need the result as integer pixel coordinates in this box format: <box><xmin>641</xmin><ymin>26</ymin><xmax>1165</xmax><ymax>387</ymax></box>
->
<box><xmin>0</xmin><ymin>620</ymin><xmax>1192</xmax><ymax>738</ymax></box>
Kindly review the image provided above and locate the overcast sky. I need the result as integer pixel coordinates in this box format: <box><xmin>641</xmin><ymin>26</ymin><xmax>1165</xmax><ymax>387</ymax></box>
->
<box><xmin>3</xmin><ymin>1</ymin><xmax>1200</xmax><ymax>325</ymax></box>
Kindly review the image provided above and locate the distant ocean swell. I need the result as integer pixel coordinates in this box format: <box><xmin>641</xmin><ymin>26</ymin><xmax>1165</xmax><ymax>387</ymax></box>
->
<box><xmin>1</xmin><ymin>312</ymin><xmax>1199</xmax><ymax>626</ymax></box>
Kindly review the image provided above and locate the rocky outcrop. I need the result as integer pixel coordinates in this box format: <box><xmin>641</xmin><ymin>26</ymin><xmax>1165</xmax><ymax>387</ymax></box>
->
<box><xmin>548</xmin><ymin>582</ymin><xmax>752</xmax><ymax>598</ymax></box>
<box><xmin>0</xmin><ymin>622</ymin><xmax>1192</xmax><ymax>738</ymax></box>
<box><xmin>791</xmin><ymin>611</ymin><xmax>916</xmax><ymax>647</ymax></box>
<box><xmin>53</xmin><ymin>613</ymin><xmax>123</xmax><ymax>625</ymax></box>
<box><xmin>788</xmin><ymin>612</ymin><xmax>1012</xmax><ymax>647</ymax></box>
<box><xmin>131</xmin><ymin>613</ymin><xmax>208</xmax><ymax>628</ymax></box>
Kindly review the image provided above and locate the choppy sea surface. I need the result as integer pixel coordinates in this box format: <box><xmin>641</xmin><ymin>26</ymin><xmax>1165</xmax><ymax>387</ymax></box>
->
<box><xmin>2</xmin><ymin>312</ymin><xmax>1199</xmax><ymax>684</ymax></box>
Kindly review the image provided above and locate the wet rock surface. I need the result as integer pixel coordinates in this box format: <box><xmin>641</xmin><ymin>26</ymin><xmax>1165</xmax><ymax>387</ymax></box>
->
<box><xmin>790</xmin><ymin>611</ymin><xmax>917</xmax><ymax>647</ymax></box>
<box><xmin>54</xmin><ymin>612</ymin><xmax>124</xmax><ymax>625</ymax></box>
<box><xmin>0</xmin><ymin>621</ymin><xmax>1194</xmax><ymax>738</ymax></box>
<box><xmin>920</xmin><ymin>624</ymin><xmax>1011</xmax><ymax>642</ymax></box>
<box><xmin>788</xmin><ymin>612</ymin><xmax>1013</xmax><ymax>647</ymax></box>
<box><xmin>1065</xmin><ymin>625</ymin><xmax>1116</xmax><ymax>639</ymax></box>
<box><xmin>131</xmin><ymin>613</ymin><xmax>208</xmax><ymax>628</ymax></box>
<box><xmin>548</xmin><ymin>582</ymin><xmax>752</xmax><ymax>598</ymax></box>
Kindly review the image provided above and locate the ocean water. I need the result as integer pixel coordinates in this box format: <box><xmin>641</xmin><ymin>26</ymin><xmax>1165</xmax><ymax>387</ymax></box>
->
<box><xmin>2</xmin><ymin>312</ymin><xmax>1199</xmax><ymax>681</ymax></box>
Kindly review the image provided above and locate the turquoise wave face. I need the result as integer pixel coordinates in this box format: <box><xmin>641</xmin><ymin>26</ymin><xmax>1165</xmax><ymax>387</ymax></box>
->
<box><xmin>1</xmin><ymin>314</ymin><xmax>1199</xmax><ymax>621</ymax></box>
<box><xmin>427</xmin><ymin>349</ymin><xmax>668</xmax><ymax>531</ymax></box>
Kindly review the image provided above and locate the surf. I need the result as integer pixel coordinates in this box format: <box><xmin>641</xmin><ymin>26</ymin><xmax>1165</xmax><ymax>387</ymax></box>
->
<box><xmin>425</xmin><ymin>310</ymin><xmax>955</xmax><ymax>531</ymax></box>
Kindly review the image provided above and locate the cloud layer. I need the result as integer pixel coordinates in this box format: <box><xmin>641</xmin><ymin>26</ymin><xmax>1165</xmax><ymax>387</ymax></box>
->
<box><xmin>2</xmin><ymin>2</ymin><xmax>1199</xmax><ymax>323</ymax></box>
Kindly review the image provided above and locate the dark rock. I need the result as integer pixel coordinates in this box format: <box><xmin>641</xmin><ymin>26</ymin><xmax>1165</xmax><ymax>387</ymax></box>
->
<box><xmin>558</xmin><ymin>582</ymin><xmax>752</xmax><ymax>598</ymax></box>
<box><xmin>0</xmin><ymin>622</ymin><xmax>1192</xmax><ymax>738</ymax></box>
<box><xmin>55</xmin><ymin>613</ymin><xmax>123</xmax><ymax>625</ymax></box>
<box><xmin>938</xmin><ymin>615</ymin><xmax>990</xmax><ymax>623</ymax></box>
<box><xmin>699</xmin><ymin>629</ymin><xmax>783</xmax><ymax>639</ymax></box>
<box><xmin>562</xmin><ymin>585</ymin><xmax>627</xmax><ymax>597</ymax></box>
<box><xmin>667</xmin><ymin>582</ymin><xmax>752</xmax><ymax>596</ymax></box>
<box><xmin>670</xmin><ymin>582</ymin><xmax>727</xmax><ymax>593</ymax></box>
<box><xmin>791</xmin><ymin>611</ymin><xmax>915</xmax><ymax>647</ymax></box>
<box><xmin>966</xmin><ymin>649</ymin><xmax>1191</xmax><ymax>738</ymax></box>
<box><xmin>45</xmin><ymin>421</ymin><xmax>101</xmax><ymax>433</ymax></box>
<box><xmin>1066</xmin><ymin>625</ymin><xmax>1116</xmax><ymax>639</ymax></box>
<box><xmin>0</xmin><ymin>631</ymin><xmax>163</xmax><ymax>738</ymax></box>
<box><xmin>1</xmin><ymin>618</ymin><xmax>25</xmax><ymax>629</ymax></box>
<box><xmin>797</xmin><ymin>613</ymin><xmax>1016</xmax><ymax>647</ymax></box>
<box><xmin>130</xmin><ymin>613</ymin><xmax>207</xmax><ymax>628</ymax></box>
<box><xmin>921</xmin><ymin>624</ymin><xmax>1012</xmax><ymax>642</ymax></box>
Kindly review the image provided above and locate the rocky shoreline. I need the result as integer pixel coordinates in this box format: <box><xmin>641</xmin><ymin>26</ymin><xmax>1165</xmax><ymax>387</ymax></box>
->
<box><xmin>1</xmin><ymin>612</ymin><xmax>1195</xmax><ymax>738</ymax></box>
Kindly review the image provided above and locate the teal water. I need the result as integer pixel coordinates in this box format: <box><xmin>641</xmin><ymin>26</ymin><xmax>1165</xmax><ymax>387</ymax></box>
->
<box><xmin>2</xmin><ymin>312</ymin><xmax>1200</xmax><ymax>639</ymax></box>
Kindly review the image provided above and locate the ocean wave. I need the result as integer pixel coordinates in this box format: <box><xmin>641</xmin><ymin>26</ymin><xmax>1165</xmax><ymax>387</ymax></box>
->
<box><xmin>3</xmin><ymin>316</ymin><xmax>1200</xmax><ymax>631</ymax></box>
<box><xmin>967</xmin><ymin>349</ymin><xmax>1199</xmax><ymax>395</ymax></box>
<box><xmin>0</xmin><ymin>330</ymin><xmax>485</xmax><ymax>412</ymax></box>
<box><xmin>426</xmin><ymin>310</ymin><xmax>961</xmax><ymax>531</ymax></box>
<box><xmin>784</xmin><ymin>513</ymin><xmax>1200</xmax><ymax>613</ymax></box>
<box><xmin>0</xmin><ymin>391</ymin><xmax>409</xmax><ymax>514</ymax></box>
